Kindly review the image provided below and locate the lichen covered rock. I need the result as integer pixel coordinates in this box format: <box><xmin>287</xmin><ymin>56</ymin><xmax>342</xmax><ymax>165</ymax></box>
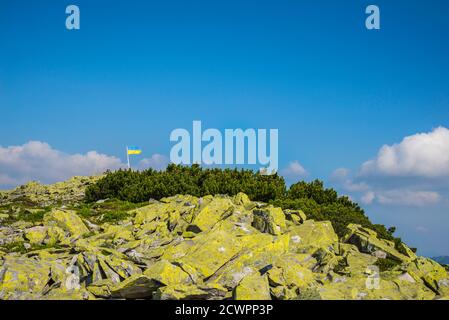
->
<box><xmin>0</xmin><ymin>185</ymin><xmax>448</xmax><ymax>300</ymax></box>
<box><xmin>43</xmin><ymin>209</ymin><xmax>89</xmax><ymax>238</ymax></box>
<box><xmin>252</xmin><ymin>206</ymin><xmax>286</xmax><ymax>235</ymax></box>
<box><xmin>0</xmin><ymin>176</ymin><xmax>101</xmax><ymax>207</ymax></box>
<box><xmin>234</xmin><ymin>272</ymin><xmax>271</xmax><ymax>300</ymax></box>
<box><xmin>342</xmin><ymin>224</ymin><xmax>413</xmax><ymax>262</ymax></box>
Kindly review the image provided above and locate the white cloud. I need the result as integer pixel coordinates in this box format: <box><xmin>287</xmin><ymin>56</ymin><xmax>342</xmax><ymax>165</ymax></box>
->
<box><xmin>375</xmin><ymin>189</ymin><xmax>441</xmax><ymax>206</ymax></box>
<box><xmin>361</xmin><ymin>191</ymin><xmax>375</xmax><ymax>205</ymax></box>
<box><xmin>351</xmin><ymin>184</ymin><xmax>441</xmax><ymax>206</ymax></box>
<box><xmin>416</xmin><ymin>226</ymin><xmax>429</xmax><ymax>233</ymax></box>
<box><xmin>330</xmin><ymin>127</ymin><xmax>449</xmax><ymax>207</ymax></box>
<box><xmin>335</xmin><ymin>171</ymin><xmax>442</xmax><ymax>207</ymax></box>
<box><xmin>360</xmin><ymin>127</ymin><xmax>449</xmax><ymax>178</ymax></box>
<box><xmin>280</xmin><ymin>161</ymin><xmax>308</xmax><ymax>179</ymax></box>
<box><xmin>138</xmin><ymin>154</ymin><xmax>169</xmax><ymax>171</ymax></box>
<box><xmin>0</xmin><ymin>141</ymin><xmax>124</xmax><ymax>187</ymax></box>
<box><xmin>331</xmin><ymin>168</ymin><xmax>350</xmax><ymax>180</ymax></box>
<box><xmin>369</xmin><ymin>189</ymin><xmax>440</xmax><ymax>206</ymax></box>
<box><xmin>0</xmin><ymin>141</ymin><xmax>169</xmax><ymax>188</ymax></box>
<box><xmin>331</xmin><ymin>168</ymin><xmax>370</xmax><ymax>192</ymax></box>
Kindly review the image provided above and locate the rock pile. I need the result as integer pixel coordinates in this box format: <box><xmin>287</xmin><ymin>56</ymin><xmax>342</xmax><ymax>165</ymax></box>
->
<box><xmin>1</xmin><ymin>192</ymin><xmax>448</xmax><ymax>300</ymax></box>
<box><xmin>0</xmin><ymin>176</ymin><xmax>102</xmax><ymax>207</ymax></box>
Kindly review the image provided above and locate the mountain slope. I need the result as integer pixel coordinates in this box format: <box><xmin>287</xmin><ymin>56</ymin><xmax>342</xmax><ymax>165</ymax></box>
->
<box><xmin>1</xmin><ymin>177</ymin><xmax>448</xmax><ymax>300</ymax></box>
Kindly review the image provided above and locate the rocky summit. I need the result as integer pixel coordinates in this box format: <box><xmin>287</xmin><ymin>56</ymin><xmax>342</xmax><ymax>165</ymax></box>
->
<box><xmin>0</xmin><ymin>179</ymin><xmax>449</xmax><ymax>300</ymax></box>
<box><xmin>0</xmin><ymin>176</ymin><xmax>102</xmax><ymax>207</ymax></box>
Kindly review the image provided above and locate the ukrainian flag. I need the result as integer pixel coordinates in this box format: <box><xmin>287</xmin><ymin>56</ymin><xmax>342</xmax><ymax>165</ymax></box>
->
<box><xmin>127</xmin><ymin>146</ymin><xmax>142</xmax><ymax>155</ymax></box>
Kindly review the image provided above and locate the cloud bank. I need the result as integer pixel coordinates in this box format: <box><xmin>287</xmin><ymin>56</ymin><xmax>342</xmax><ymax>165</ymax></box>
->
<box><xmin>0</xmin><ymin>141</ymin><xmax>168</xmax><ymax>188</ymax></box>
<box><xmin>332</xmin><ymin>127</ymin><xmax>449</xmax><ymax>207</ymax></box>
<box><xmin>280</xmin><ymin>160</ymin><xmax>308</xmax><ymax>180</ymax></box>
<box><xmin>360</xmin><ymin>127</ymin><xmax>449</xmax><ymax>178</ymax></box>
<box><xmin>137</xmin><ymin>153</ymin><xmax>170</xmax><ymax>171</ymax></box>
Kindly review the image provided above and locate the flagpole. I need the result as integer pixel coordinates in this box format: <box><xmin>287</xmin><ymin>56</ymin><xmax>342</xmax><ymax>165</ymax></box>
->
<box><xmin>126</xmin><ymin>146</ymin><xmax>131</xmax><ymax>170</ymax></box>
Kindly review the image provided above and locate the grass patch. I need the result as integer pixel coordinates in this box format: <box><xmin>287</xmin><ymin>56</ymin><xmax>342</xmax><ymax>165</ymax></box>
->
<box><xmin>374</xmin><ymin>258</ymin><xmax>401</xmax><ymax>272</ymax></box>
<box><xmin>1</xmin><ymin>241</ymin><xmax>27</xmax><ymax>254</ymax></box>
<box><xmin>72</xmin><ymin>199</ymin><xmax>145</xmax><ymax>224</ymax></box>
<box><xmin>1</xmin><ymin>206</ymin><xmax>51</xmax><ymax>224</ymax></box>
<box><xmin>77</xmin><ymin>206</ymin><xmax>93</xmax><ymax>219</ymax></box>
<box><xmin>15</xmin><ymin>208</ymin><xmax>50</xmax><ymax>223</ymax></box>
<box><xmin>0</xmin><ymin>241</ymin><xmax>63</xmax><ymax>254</ymax></box>
<box><xmin>101</xmin><ymin>210</ymin><xmax>129</xmax><ymax>223</ymax></box>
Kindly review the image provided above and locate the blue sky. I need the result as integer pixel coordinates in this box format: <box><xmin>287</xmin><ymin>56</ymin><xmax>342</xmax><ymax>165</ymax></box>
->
<box><xmin>1</xmin><ymin>0</ymin><xmax>449</xmax><ymax>256</ymax></box>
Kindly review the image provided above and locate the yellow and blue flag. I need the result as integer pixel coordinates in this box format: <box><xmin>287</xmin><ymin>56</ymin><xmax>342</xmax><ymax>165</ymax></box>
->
<box><xmin>127</xmin><ymin>146</ymin><xmax>142</xmax><ymax>155</ymax></box>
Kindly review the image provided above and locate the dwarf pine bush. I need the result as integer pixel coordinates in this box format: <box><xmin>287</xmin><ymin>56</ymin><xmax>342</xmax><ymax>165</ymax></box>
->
<box><xmin>85</xmin><ymin>164</ymin><xmax>399</xmax><ymax>242</ymax></box>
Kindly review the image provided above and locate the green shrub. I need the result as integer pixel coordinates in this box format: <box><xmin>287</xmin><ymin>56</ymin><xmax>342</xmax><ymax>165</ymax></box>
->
<box><xmin>85</xmin><ymin>164</ymin><xmax>286</xmax><ymax>203</ymax></box>
<box><xmin>375</xmin><ymin>258</ymin><xmax>401</xmax><ymax>272</ymax></box>
<box><xmin>3</xmin><ymin>207</ymin><xmax>50</xmax><ymax>224</ymax></box>
<box><xmin>0</xmin><ymin>241</ymin><xmax>62</xmax><ymax>254</ymax></box>
<box><xmin>77</xmin><ymin>206</ymin><xmax>93</xmax><ymax>219</ymax></box>
<box><xmin>85</xmin><ymin>165</ymin><xmax>401</xmax><ymax>244</ymax></box>
<box><xmin>0</xmin><ymin>241</ymin><xmax>27</xmax><ymax>254</ymax></box>
<box><xmin>72</xmin><ymin>199</ymin><xmax>144</xmax><ymax>224</ymax></box>
<box><xmin>101</xmin><ymin>211</ymin><xmax>129</xmax><ymax>223</ymax></box>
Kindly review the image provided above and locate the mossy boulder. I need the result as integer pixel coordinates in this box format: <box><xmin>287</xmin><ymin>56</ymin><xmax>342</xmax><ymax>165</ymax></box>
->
<box><xmin>284</xmin><ymin>209</ymin><xmax>307</xmax><ymax>225</ymax></box>
<box><xmin>24</xmin><ymin>226</ymin><xmax>65</xmax><ymax>246</ymax></box>
<box><xmin>252</xmin><ymin>206</ymin><xmax>286</xmax><ymax>235</ymax></box>
<box><xmin>342</xmin><ymin>224</ymin><xmax>413</xmax><ymax>262</ymax></box>
<box><xmin>234</xmin><ymin>272</ymin><xmax>271</xmax><ymax>300</ymax></box>
<box><xmin>155</xmin><ymin>283</ymin><xmax>227</xmax><ymax>300</ymax></box>
<box><xmin>288</xmin><ymin>220</ymin><xmax>339</xmax><ymax>254</ymax></box>
<box><xmin>43</xmin><ymin>209</ymin><xmax>89</xmax><ymax>238</ymax></box>
<box><xmin>0</xmin><ymin>176</ymin><xmax>101</xmax><ymax>207</ymax></box>
<box><xmin>1</xmin><ymin>189</ymin><xmax>448</xmax><ymax>300</ymax></box>
<box><xmin>143</xmin><ymin>260</ymin><xmax>192</xmax><ymax>286</ymax></box>
<box><xmin>110</xmin><ymin>275</ymin><xmax>162</xmax><ymax>299</ymax></box>
<box><xmin>404</xmin><ymin>257</ymin><xmax>449</xmax><ymax>295</ymax></box>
